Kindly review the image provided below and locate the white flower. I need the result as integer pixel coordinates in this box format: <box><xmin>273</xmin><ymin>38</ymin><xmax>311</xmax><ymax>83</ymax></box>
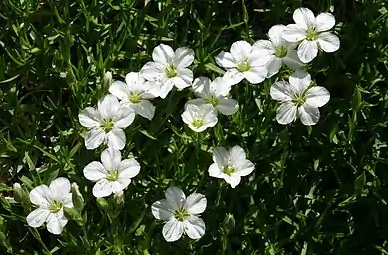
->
<box><xmin>215</xmin><ymin>40</ymin><xmax>268</xmax><ymax>85</ymax></box>
<box><xmin>83</xmin><ymin>147</ymin><xmax>140</xmax><ymax>198</ymax></box>
<box><xmin>109</xmin><ymin>72</ymin><xmax>156</xmax><ymax>120</ymax></box>
<box><xmin>78</xmin><ymin>94</ymin><xmax>135</xmax><ymax>150</ymax></box>
<box><xmin>151</xmin><ymin>186</ymin><xmax>207</xmax><ymax>242</ymax></box>
<box><xmin>208</xmin><ymin>146</ymin><xmax>254</xmax><ymax>188</ymax></box>
<box><xmin>253</xmin><ymin>25</ymin><xmax>304</xmax><ymax>78</ymax></box>
<box><xmin>26</xmin><ymin>177</ymin><xmax>73</xmax><ymax>235</ymax></box>
<box><xmin>187</xmin><ymin>77</ymin><xmax>238</xmax><ymax>116</ymax></box>
<box><xmin>282</xmin><ymin>7</ymin><xmax>340</xmax><ymax>63</ymax></box>
<box><xmin>140</xmin><ymin>44</ymin><xmax>194</xmax><ymax>99</ymax></box>
<box><xmin>270</xmin><ymin>70</ymin><xmax>330</xmax><ymax>126</ymax></box>
<box><xmin>181</xmin><ymin>104</ymin><xmax>218</xmax><ymax>132</ymax></box>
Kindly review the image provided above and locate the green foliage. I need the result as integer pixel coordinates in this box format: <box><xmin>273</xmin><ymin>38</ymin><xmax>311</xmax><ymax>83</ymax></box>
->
<box><xmin>0</xmin><ymin>0</ymin><xmax>388</xmax><ymax>254</ymax></box>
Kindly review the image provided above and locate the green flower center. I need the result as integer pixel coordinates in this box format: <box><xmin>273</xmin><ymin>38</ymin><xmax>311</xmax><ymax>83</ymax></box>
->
<box><xmin>274</xmin><ymin>45</ymin><xmax>288</xmax><ymax>58</ymax></box>
<box><xmin>165</xmin><ymin>64</ymin><xmax>178</xmax><ymax>78</ymax></box>
<box><xmin>101</xmin><ymin>118</ymin><xmax>114</xmax><ymax>132</ymax></box>
<box><xmin>306</xmin><ymin>26</ymin><xmax>319</xmax><ymax>41</ymax></box>
<box><xmin>292</xmin><ymin>95</ymin><xmax>307</xmax><ymax>107</ymax></box>
<box><xmin>236</xmin><ymin>61</ymin><xmax>251</xmax><ymax>72</ymax></box>
<box><xmin>223</xmin><ymin>166</ymin><xmax>235</xmax><ymax>176</ymax></box>
<box><xmin>192</xmin><ymin>119</ymin><xmax>204</xmax><ymax>128</ymax></box>
<box><xmin>129</xmin><ymin>92</ymin><xmax>142</xmax><ymax>104</ymax></box>
<box><xmin>205</xmin><ymin>96</ymin><xmax>220</xmax><ymax>107</ymax></box>
<box><xmin>106</xmin><ymin>169</ymin><xmax>119</xmax><ymax>182</ymax></box>
<box><xmin>174</xmin><ymin>207</ymin><xmax>189</xmax><ymax>221</ymax></box>
<box><xmin>50</xmin><ymin>200</ymin><xmax>63</xmax><ymax>213</ymax></box>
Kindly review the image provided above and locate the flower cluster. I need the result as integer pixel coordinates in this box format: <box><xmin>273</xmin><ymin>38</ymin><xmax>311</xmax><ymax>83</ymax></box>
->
<box><xmin>23</xmin><ymin>7</ymin><xmax>339</xmax><ymax>241</ymax></box>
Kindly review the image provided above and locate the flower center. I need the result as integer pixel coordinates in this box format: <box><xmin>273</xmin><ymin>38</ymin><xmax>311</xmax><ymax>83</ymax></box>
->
<box><xmin>223</xmin><ymin>166</ymin><xmax>235</xmax><ymax>176</ymax></box>
<box><xmin>306</xmin><ymin>26</ymin><xmax>319</xmax><ymax>41</ymax></box>
<box><xmin>128</xmin><ymin>92</ymin><xmax>142</xmax><ymax>104</ymax></box>
<box><xmin>192</xmin><ymin>119</ymin><xmax>204</xmax><ymax>128</ymax></box>
<box><xmin>205</xmin><ymin>96</ymin><xmax>220</xmax><ymax>107</ymax></box>
<box><xmin>106</xmin><ymin>169</ymin><xmax>119</xmax><ymax>182</ymax></box>
<box><xmin>165</xmin><ymin>64</ymin><xmax>178</xmax><ymax>78</ymax></box>
<box><xmin>174</xmin><ymin>207</ymin><xmax>189</xmax><ymax>221</ymax></box>
<box><xmin>101</xmin><ymin>118</ymin><xmax>114</xmax><ymax>132</ymax></box>
<box><xmin>274</xmin><ymin>45</ymin><xmax>288</xmax><ymax>58</ymax></box>
<box><xmin>236</xmin><ymin>61</ymin><xmax>251</xmax><ymax>72</ymax></box>
<box><xmin>292</xmin><ymin>95</ymin><xmax>306</xmax><ymax>107</ymax></box>
<box><xmin>50</xmin><ymin>200</ymin><xmax>63</xmax><ymax>213</ymax></box>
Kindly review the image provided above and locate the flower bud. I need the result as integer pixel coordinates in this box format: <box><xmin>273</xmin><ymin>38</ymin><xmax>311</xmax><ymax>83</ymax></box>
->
<box><xmin>103</xmin><ymin>71</ymin><xmax>112</xmax><ymax>91</ymax></box>
<box><xmin>64</xmin><ymin>207</ymin><xmax>84</xmax><ymax>226</ymax></box>
<box><xmin>13</xmin><ymin>183</ymin><xmax>23</xmax><ymax>202</ymax></box>
<box><xmin>113</xmin><ymin>191</ymin><xmax>124</xmax><ymax>205</ymax></box>
<box><xmin>71</xmin><ymin>183</ymin><xmax>84</xmax><ymax>212</ymax></box>
<box><xmin>223</xmin><ymin>213</ymin><xmax>235</xmax><ymax>233</ymax></box>
<box><xmin>96</xmin><ymin>197</ymin><xmax>109</xmax><ymax>212</ymax></box>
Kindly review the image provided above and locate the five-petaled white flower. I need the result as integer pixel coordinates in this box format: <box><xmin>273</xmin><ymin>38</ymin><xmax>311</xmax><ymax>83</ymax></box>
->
<box><xmin>151</xmin><ymin>186</ymin><xmax>207</xmax><ymax>242</ymax></box>
<box><xmin>140</xmin><ymin>44</ymin><xmax>195</xmax><ymax>99</ymax></box>
<box><xmin>187</xmin><ymin>77</ymin><xmax>238</xmax><ymax>116</ymax></box>
<box><xmin>181</xmin><ymin>104</ymin><xmax>218</xmax><ymax>132</ymax></box>
<box><xmin>270</xmin><ymin>70</ymin><xmax>330</xmax><ymax>126</ymax></box>
<box><xmin>282</xmin><ymin>7</ymin><xmax>340</xmax><ymax>63</ymax></box>
<box><xmin>26</xmin><ymin>177</ymin><xmax>73</xmax><ymax>235</ymax></box>
<box><xmin>208</xmin><ymin>145</ymin><xmax>255</xmax><ymax>188</ymax></box>
<box><xmin>215</xmin><ymin>40</ymin><xmax>268</xmax><ymax>85</ymax></box>
<box><xmin>83</xmin><ymin>147</ymin><xmax>140</xmax><ymax>198</ymax></box>
<box><xmin>109</xmin><ymin>72</ymin><xmax>156</xmax><ymax>120</ymax></box>
<box><xmin>78</xmin><ymin>94</ymin><xmax>135</xmax><ymax>150</ymax></box>
<box><xmin>254</xmin><ymin>25</ymin><xmax>304</xmax><ymax>78</ymax></box>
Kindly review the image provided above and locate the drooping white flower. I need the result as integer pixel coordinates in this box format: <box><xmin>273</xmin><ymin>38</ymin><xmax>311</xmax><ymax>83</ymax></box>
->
<box><xmin>208</xmin><ymin>145</ymin><xmax>254</xmax><ymax>188</ymax></box>
<box><xmin>215</xmin><ymin>40</ymin><xmax>268</xmax><ymax>85</ymax></box>
<box><xmin>83</xmin><ymin>147</ymin><xmax>140</xmax><ymax>198</ymax></box>
<box><xmin>109</xmin><ymin>72</ymin><xmax>156</xmax><ymax>120</ymax></box>
<box><xmin>151</xmin><ymin>186</ymin><xmax>207</xmax><ymax>242</ymax></box>
<box><xmin>140</xmin><ymin>44</ymin><xmax>195</xmax><ymax>99</ymax></box>
<box><xmin>253</xmin><ymin>25</ymin><xmax>304</xmax><ymax>78</ymax></box>
<box><xmin>181</xmin><ymin>104</ymin><xmax>218</xmax><ymax>132</ymax></box>
<box><xmin>26</xmin><ymin>177</ymin><xmax>73</xmax><ymax>235</ymax></box>
<box><xmin>78</xmin><ymin>95</ymin><xmax>135</xmax><ymax>150</ymax></box>
<box><xmin>187</xmin><ymin>77</ymin><xmax>238</xmax><ymax>116</ymax></box>
<box><xmin>282</xmin><ymin>7</ymin><xmax>340</xmax><ymax>63</ymax></box>
<box><xmin>270</xmin><ymin>70</ymin><xmax>330</xmax><ymax>125</ymax></box>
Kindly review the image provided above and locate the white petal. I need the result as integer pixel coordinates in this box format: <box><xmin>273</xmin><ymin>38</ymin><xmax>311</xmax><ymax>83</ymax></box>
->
<box><xmin>174</xmin><ymin>47</ymin><xmax>194</xmax><ymax>68</ymax></box>
<box><xmin>26</xmin><ymin>208</ymin><xmax>50</xmax><ymax>227</ymax></box>
<box><xmin>184</xmin><ymin>193</ymin><xmax>207</xmax><ymax>215</ymax></box>
<box><xmin>208</xmin><ymin>163</ymin><xmax>224</xmax><ymax>178</ymax></box>
<box><xmin>270</xmin><ymin>81</ymin><xmax>294</xmax><ymax>102</ymax></box>
<box><xmin>165</xmin><ymin>186</ymin><xmax>186</xmax><ymax>209</ymax></box>
<box><xmin>282</xmin><ymin>24</ymin><xmax>307</xmax><ymax>43</ymax></box>
<box><xmin>101</xmin><ymin>147</ymin><xmax>121</xmax><ymax>170</ymax></box>
<box><xmin>212</xmin><ymin>146</ymin><xmax>229</xmax><ymax>168</ymax></box>
<box><xmin>162</xmin><ymin>218</ymin><xmax>184</xmax><ymax>242</ymax></box>
<box><xmin>46</xmin><ymin>212</ymin><xmax>67</xmax><ymax>235</ymax></box>
<box><xmin>234</xmin><ymin>160</ymin><xmax>255</xmax><ymax>176</ymax></box>
<box><xmin>125</xmin><ymin>72</ymin><xmax>144</xmax><ymax>92</ymax></box>
<box><xmin>244</xmin><ymin>66</ymin><xmax>267</xmax><ymax>84</ymax></box>
<box><xmin>268</xmin><ymin>25</ymin><xmax>287</xmax><ymax>45</ymax></box>
<box><xmin>293</xmin><ymin>7</ymin><xmax>315</xmax><ymax>29</ymax></box>
<box><xmin>106</xmin><ymin>128</ymin><xmax>126</xmax><ymax>150</ymax></box>
<box><xmin>192</xmin><ymin>77</ymin><xmax>211</xmax><ymax>98</ymax></box>
<box><xmin>289</xmin><ymin>70</ymin><xmax>312</xmax><ymax>93</ymax></box>
<box><xmin>211</xmin><ymin>77</ymin><xmax>232</xmax><ymax>97</ymax></box>
<box><xmin>250</xmin><ymin>44</ymin><xmax>273</xmax><ymax>66</ymax></box>
<box><xmin>109</xmin><ymin>81</ymin><xmax>129</xmax><ymax>100</ymax></box>
<box><xmin>283</xmin><ymin>48</ymin><xmax>304</xmax><ymax>70</ymax></box>
<box><xmin>84</xmin><ymin>128</ymin><xmax>105</xmax><ymax>150</ymax></box>
<box><xmin>305</xmin><ymin>86</ymin><xmax>330</xmax><ymax>107</ymax></box>
<box><xmin>202</xmin><ymin>105</ymin><xmax>218</xmax><ymax>128</ymax></box>
<box><xmin>181</xmin><ymin>106</ymin><xmax>195</xmax><ymax>126</ymax></box>
<box><xmin>132</xmin><ymin>100</ymin><xmax>155</xmax><ymax>120</ymax></box>
<box><xmin>97</xmin><ymin>95</ymin><xmax>120</xmax><ymax>119</ymax></box>
<box><xmin>229</xmin><ymin>145</ymin><xmax>247</xmax><ymax>166</ymax></box>
<box><xmin>230</xmin><ymin>41</ymin><xmax>252</xmax><ymax>63</ymax></box>
<box><xmin>158</xmin><ymin>79</ymin><xmax>175</xmax><ymax>99</ymax></box>
<box><xmin>173</xmin><ymin>68</ymin><xmax>193</xmax><ymax>89</ymax></box>
<box><xmin>83</xmin><ymin>161</ymin><xmax>106</xmax><ymax>181</ymax></box>
<box><xmin>63</xmin><ymin>193</ymin><xmax>73</xmax><ymax>208</ymax></box>
<box><xmin>298</xmin><ymin>105</ymin><xmax>320</xmax><ymax>126</ymax></box>
<box><xmin>151</xmin><ymin>199</ymin><xmax>174</xmax><ymax>220</ymax></box>
<box><xmin>316</xmin><ymin>32</ymin><xmax>340</xmax><ymax>53</ymax></box>
<box><xmin>29</xmin><ymin>185</ymin><xmax>52</xmax><ymax>207</ymax></box>
<box><xmin>215</xmin><ymin>52</ymin><xmax>236</xmax><ymax>68</ymax></box>
<box><xmin>152</xmin><ymin>44</ymin><xmax>174</xmax><ymax>65</ymax></box>
<box><xmin>92</xmin><ymin>179</ymin><xmax>113</xmax><ymax>198</ymax></box>
<box><xmin>224</xmin><ymin>69</ymin><xmax>244</xmax><ymax>85</ymax></box>
<box><xmin>78</xmin><ymin>107</ymin><xmax>101</xmax><ymax>128</ymax></box>
<box><xmin>118</xmin><ymin>158</ymin><xmax>140</xmax><ymax>179</ymax></box>
<box><xmin>297</xmin><ymin>40</ymin><xmax>318</xmax><ymax>63</ymax></box>
<box><xmin>183</xmin><ymin>216</ymin><xmax>205</xmax><ymax>240</ymax></box>
<box><xmin>276</xmin><ymin>102</ymin><xmax>297</xmax><ymax>125</ymax></box>
<box><xmin>114</xmin><ymin>106</ymin><xmax>135</xmax><ymax>128</ymax></box>
<box><xmin>266</xmin><ymin>58</ymin><xmax>282</xmax><ymax>78</ymax></box>
<box><xmin>225</xmin><ymin>175</ymin><xmax>241</xmax><ymax>188</ymax></box>
<box><xmin>110</xmin><ymin>180</ymin><xmax>127</xmax><ymax>193</ymax></box>
<box><xmin>49</xmin><ymin>177</ymin><xmax>71</xmax><ymax>202</ymax></box>
<box><xmin>315</xmin><ymin>13</ymin><xmax>335</xmax><ymax>32</ymax></box>
<box><xmin>140</xmin><ymin>62</ymin><xmax>164</xmax><ymax>81</ymax></box>
<box><xmin>186</xmin><ymin>98</ymin><xmax>207</xmax><ymax>107</ymax></box>
<box><xmin>217</xmin><ymin>98</ymin><xmax>238</xmax><ymax>116</ymax></box>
